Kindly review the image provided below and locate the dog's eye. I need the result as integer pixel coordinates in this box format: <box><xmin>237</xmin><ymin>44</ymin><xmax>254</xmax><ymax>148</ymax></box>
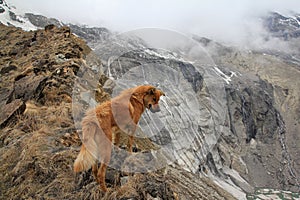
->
<box><xmin>153</xmin><ymin>97</ymin><xmax>156</xmax><ymax>102</ymax></box>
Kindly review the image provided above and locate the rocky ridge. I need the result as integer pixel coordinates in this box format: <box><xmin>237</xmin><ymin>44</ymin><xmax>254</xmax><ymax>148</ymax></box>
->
<box><xmin>0</xmin><ymin>0</ymin><xmax>110</xmax><ymax>44</ymax></box>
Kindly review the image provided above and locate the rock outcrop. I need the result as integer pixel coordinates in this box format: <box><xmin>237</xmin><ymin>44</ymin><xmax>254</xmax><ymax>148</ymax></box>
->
<box><xmin>264</xmin><ymin>12</ymin><xmax>300</xmax><ymax>40</ymax></box>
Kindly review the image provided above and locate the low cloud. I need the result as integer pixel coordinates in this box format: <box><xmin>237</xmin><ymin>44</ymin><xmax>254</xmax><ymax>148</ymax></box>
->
<box><xmin>9</xmin><ymin>0</ymin><xmax>300</xmax><ymax>50</ymax></box>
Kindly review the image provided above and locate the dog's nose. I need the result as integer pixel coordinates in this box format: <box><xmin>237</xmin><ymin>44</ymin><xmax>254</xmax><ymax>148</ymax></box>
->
<box><xmin>150</xmin><ymin>104</ymin><xmax>161</xmax><ymax>113</ymax></box>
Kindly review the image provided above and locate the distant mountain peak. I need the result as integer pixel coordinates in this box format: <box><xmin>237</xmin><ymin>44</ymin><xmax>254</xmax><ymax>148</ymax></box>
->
<box><xmin>263</xmin><ymin>11</ymin><xmax>300</xmax><ymax>39</ymax></box>
<box><xmin>0</xmin><ymin>0</ymin><xmax>38</xmax><ymax>30</ymax></box>
<box><xmin>0</xmin><ymin>1</ymin><xmax>110</xmax><ymax>45</ymax></box>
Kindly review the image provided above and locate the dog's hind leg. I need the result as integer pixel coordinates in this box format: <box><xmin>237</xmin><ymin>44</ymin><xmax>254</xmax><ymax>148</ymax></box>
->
<box><xmin>98</xmin><ymin>162</ymin><xmax>108</xmax><ymax>192</ymax></box>
<box><xmin>114</xmin><ymin>130</ymin><xmax>121</xmax><ymax>148</ymax></box>
<box><xmin>98</xmin><ymin>149</ymin><xmax>111</xmax><ymax>192</ymax></box>
<box><xmin>92</xmin><ymin>162</ymin><xmax>98</xmax><ymax>182</ymax></box>
<box><xmin>96</xmin><ymin>128</ymin><xmax>112</xmax><ymax>192</ymax></box>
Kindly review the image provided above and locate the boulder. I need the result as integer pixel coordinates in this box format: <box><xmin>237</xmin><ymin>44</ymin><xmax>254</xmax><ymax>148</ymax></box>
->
<box><xmin>0</xmin><ymin>64</ymin><xmax>18</xmax><ymax>74</ymax></box>
<box><xmin>0</xmin><ymin>87</ymin><xmax>14</xmax><ymax>107</ymax></box>
<box><xmin>14</xmin><ymin>75</ymin><xmax>47</xmax><ymax>101</ymax></box>
<box><xmin>0</xmin><ymin>99</ymin><xmax>26</xmax><ymax>128</ymax></box>
<box><xmin>0</xmin><ymin>6</ymin><xmax>5</xmax><ymax>14</ymax></box>
<box><xmin>103</xmin><ymin>78</ymin><xmax>116</xmax><ymax>94</ymax></box>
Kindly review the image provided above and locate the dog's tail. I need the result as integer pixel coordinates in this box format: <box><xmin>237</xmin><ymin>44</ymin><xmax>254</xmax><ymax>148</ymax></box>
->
<box><xmin>74</xmin><ymin>144</ymin><xmax>96</xmax><ymax>172</ymax></box>
<box><xmin>74</xmin><ymin>110</ymin><xmax>100</xmax><ymax>172</ymax></box>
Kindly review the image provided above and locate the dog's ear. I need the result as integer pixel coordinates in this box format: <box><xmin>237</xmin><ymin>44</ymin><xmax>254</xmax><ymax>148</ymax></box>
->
<box><xmin>147</xmin><ymin>87</ymin><xmax>156</xmax><ymax>95</ymax></box>
<box><xmin>159</xmin><ymin>90</ymin><xmax>165</xmax><ymax>96</ymax></box>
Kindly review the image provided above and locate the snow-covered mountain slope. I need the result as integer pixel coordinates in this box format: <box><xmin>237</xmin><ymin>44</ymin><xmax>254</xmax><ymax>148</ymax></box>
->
<box><xmin>0</xmin><ymin>0</ymin><xmax>37</xmax><ymax>30</ymax></box>
<box><xmin>264</xmin><ymin>12</ymin><xmax>300</xmax><ymax>39</ymax></box>
<box><xmin>0</xmin><ymin>0</ymin><xmax>110</xmax><ymax>45</ymax></box>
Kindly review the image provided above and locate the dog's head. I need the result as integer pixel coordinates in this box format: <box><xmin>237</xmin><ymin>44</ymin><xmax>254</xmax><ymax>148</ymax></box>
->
<box><xmin>143</xmin><ymin>86</ymin><xmax>165</xmax><ymax>113</ymax></box>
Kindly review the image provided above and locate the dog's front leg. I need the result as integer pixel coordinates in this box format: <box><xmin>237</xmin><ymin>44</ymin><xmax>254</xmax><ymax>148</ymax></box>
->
<box><xmin>128</xmin><ymin>135</ymin><xmax>134</xmax><ymax>153</ymax></box>
<box><xmin>126</xmin><ymin>123</ymin><xmax>137</xmax><ymax>153</ymax></box>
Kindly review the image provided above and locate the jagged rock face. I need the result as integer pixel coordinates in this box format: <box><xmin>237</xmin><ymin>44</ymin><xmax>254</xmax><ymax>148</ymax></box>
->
<box><xmin>24</xmin><ymin>13</ymin><xmax>62</xmax><ymax>28</ymax></box>
<box><xmin>215</xmin><ymin>49</ymin><xmax>300</xmax><ymax>193</ymax></box>
<box><xmin>0</xmin><ymin>1</ymin><xmax>110</xmax><ymax>44</ymax></box>
<box><xmin>264</xmin><ymin>12</ymin><xmax>300</xmax><ymax>39</ymax></box>
<box><xmin>221</xmin><ymin>72</ymin><xmax>292</xmax><ymax>191</ymax></box>
<box><xmin>67</xmin><ymin>24</ymin><xmax>110</xmax><ymax>45</ymax></box>
<box><xmin>226</xmin><ymin>79</ymin><xmax>278</xmax><ymax>144</ymax></box>
<box><xmin>22</xmin><ymin>13</ymin><xmax>111</xmax><ymax>45</ymax></box>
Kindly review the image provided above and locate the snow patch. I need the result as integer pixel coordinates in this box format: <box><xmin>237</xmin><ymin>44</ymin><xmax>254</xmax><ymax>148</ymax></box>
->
<box><xmin>213</xmin><ymin>66</ymin><xmax>238</xmax><ymax>84</ymax></box>
<box><xmin>144</xmin><ymin>48</ymin><xmax>193</xmax><ymax>64</ymax></box>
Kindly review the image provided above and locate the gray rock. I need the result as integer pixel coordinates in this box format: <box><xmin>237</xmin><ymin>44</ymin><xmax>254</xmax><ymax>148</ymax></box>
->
<box><xmin>120</xmin><ymin>176</ymin><xmax>129</xmax><ymax>186</ymax></box>
<box><xmin>0</xmin><ymin>64</ymin><xmax>17</xmax><ymax>74</ymax></box>
<box><xmin>14</xmin><ymin>75</ymin><xmax>47</xmax><ymax>101</ymax></box>
<box><xmin>0</xmin><ymin>6</ymin><xmax>5</xmax><ymax>14</ymax></box>
<box><xmin>24</xmin><ymin>13</ymin><xmax>62</xmax><ymax>28</ymax></box>
<box><xmin>9</xmin><ymin>11</ymin><xmax>23</xmax><ymax>23</ymax></box>
<box><xmin>0</xmin><ymin>87</ymin><xmax>13</xmax><ymax>107</ymax></box>
<box><xmin>0</xmin><ymin>99</ymin><xmax>25</xmax><ymax>128</ymax></box>
<box><xmin>103</xmin><ymin>78</ymin><xmax>116</xmax><ymax>94</ymax></box>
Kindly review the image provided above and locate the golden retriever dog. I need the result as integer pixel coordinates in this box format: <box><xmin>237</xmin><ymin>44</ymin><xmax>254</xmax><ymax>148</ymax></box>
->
<box><xmin>74</xmin><ymin>85</ymin><xmax>165</xmax><ymax>192</ymax></box>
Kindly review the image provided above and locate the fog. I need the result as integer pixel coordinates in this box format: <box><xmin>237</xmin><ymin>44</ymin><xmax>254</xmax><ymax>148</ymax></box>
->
<box><xmin>9</xmin><ymin>0</ymin><xmax>300</xmax><ymax>48</ymax></box>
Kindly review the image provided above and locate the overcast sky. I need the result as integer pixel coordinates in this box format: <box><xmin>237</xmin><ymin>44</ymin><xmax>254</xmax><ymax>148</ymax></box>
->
<box><xmin>8</xmin><ymin>0</ymin><xmax>300</xmax><ymax>45</ymax></box>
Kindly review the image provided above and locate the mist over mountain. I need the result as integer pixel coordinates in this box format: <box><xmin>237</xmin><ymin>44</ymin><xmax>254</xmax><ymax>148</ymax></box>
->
<box><xmin>3</xmin><ymin>0</ymin><xmax>300</xmax><ymax>53</ymax></box>
<box><xmin>1</xmin><ymin>0</ymin><xmax>300</xmax><ymax>199</ymax></box>
<box><xmin>7</xmin><ymin>0</ymin><xmax>300</xmax><ymax>45</ymax></box>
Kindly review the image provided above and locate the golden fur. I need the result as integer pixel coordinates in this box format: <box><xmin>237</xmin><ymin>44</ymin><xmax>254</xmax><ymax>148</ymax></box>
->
<box><xmin>74</xmin><ymin>85</ymin><xmax>164</xmax><ymax>191</ymax></box>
